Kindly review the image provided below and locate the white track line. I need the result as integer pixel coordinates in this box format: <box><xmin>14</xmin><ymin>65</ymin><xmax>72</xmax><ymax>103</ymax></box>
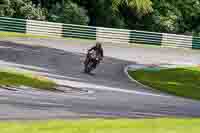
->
<box><xmin>53</xmin><ymin>78</ymin><xmax>170</xmax><ymax>98</ymax></box>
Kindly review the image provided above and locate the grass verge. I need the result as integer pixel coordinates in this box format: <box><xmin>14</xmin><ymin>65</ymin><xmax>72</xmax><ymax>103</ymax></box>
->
<box><xmin>0</xmin><ymin>118</ymin><xmax>200</xmax><ymax>133</ymax></box>
<box><xmin>0</xmin><ymin>68</ymin><xmax>56</xmax><ymax>90</ymax></box>
<box><xmin>0</xmin><ymin>31</ymin><xmax>94</xmax><ymax>41</ymax></box>
<box><xmin>0</xmin><ymin>31</ymin><xmax>51</xmax><ymax>39</ymax></box>
<box><xmin>128</xmin><ymin>67</ymin><xmax>200</xmax><ymax>100</ymax></box>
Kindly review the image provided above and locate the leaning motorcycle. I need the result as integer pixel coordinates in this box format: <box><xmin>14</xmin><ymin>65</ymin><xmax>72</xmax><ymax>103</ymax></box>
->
<box><xmin>84</xmin><ymin>50</ymin><xmax>100</xmax><ymax>73</ymax></box>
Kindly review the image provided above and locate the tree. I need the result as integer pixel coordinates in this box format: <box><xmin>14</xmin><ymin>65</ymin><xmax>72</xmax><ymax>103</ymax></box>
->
<box><xmin>72</xmin><ymin>0</ymin><xmax>125</xmax><ymax>28</ymax></box>
<box><xmin>150</xmin><ymin>0</ymin><xmax>181</xmax><ymax>33</ymax></box>
<box><xmin>151</xmin><ymin>0</ymin><xmax>200</xmax><ymax>35</ymax></box>
<box><xmin>49</xmin><ymin>1</ymin><xmax>89</xmax><ymax>25</ymax></box>
<box><xmin>112</xmin><ymin>0</ymin><xmax>153</xmax><ymax>16</ymax></box>
<box><xmin>0</xmin><ymin>0</ymin><xmax>9</xmax><ymax>6</ymax></box>
<box><xmin>20</xmin><ymin>1</ymin><xmax>46</xmax><ymax>20</ymax></box>
<box><xmin>0</xmin><ymin>0</ymin><xmax>13</xmax><ymax>16</ymax></box>
<box><xmin>32</xmin><ymin>0</ymin><xmax>64</xmax><ymax>10</ymax></box>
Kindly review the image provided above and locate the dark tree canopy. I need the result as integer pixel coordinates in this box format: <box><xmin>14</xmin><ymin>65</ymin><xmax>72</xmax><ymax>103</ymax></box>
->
<box><xmin>1</xmin><ymin>0</ymin><xmax>200</xmax><ymax>36</ymax></box>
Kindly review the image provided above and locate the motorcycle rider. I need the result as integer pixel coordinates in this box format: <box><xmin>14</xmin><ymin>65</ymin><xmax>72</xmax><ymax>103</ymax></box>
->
<box><xmin>84</xmin><ymin>42</ymin><xmax>104</xmax><ymax>70</ymax></box>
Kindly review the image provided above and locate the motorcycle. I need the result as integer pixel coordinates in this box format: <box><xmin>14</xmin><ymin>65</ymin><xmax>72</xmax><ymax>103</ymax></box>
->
<box><xmin>84</xmin><ymin>50</ymin><xmax>100</xmax><ymax>73</ymax></box>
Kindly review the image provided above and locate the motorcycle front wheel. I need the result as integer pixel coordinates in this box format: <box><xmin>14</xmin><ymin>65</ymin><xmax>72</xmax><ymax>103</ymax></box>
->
<box><xmin>84</xmin><ymin>61</ymin><xmax>93</xmax><ymax>73</ymax></box>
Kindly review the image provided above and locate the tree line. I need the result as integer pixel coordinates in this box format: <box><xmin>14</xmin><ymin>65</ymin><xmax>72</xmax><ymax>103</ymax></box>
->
<box><xmin>1</xmin><ymin>0</ymin><xmax>200</xmax><ymax>36</ymax></box>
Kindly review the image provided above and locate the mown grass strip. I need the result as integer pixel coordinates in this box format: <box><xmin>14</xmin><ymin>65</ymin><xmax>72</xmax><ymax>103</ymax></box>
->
<box><xmin>0</xmin><ymin>69</ymin><xmax>56</xmax><ymax>90</ymax></box>
<box><xmin>128</xmin><ymin>67</ymin><xmax>200</xmax><ymax>100</ymax></box>
<box><xmin>0</xmin><ymin>31</ymin><xmax>50</xmax><ymax>39</ymax></box>
<box><xmin>0</xmin><ymin>118</ymin><xmax>200</xmax><ymax>133</ymax></box>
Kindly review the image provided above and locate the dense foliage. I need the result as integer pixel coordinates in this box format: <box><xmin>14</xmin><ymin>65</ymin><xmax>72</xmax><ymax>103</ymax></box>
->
<box><xmin>0</xmin><ymin>0</ymin><xmax>200</xmax><ymax>35</ymax></box>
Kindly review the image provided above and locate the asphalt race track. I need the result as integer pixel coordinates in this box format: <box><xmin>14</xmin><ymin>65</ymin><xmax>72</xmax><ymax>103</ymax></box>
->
<box><xmin>0</xmin><ymin>38</ymin><xmax>200</xmax><ymax>120</ymax></box>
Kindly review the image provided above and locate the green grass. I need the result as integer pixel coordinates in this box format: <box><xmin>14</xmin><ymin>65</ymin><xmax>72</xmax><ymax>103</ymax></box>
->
<box><xmin>0</xmin><ymin>31</ymin><xmax>51</xmax><ymax>39</ymax></box>
<box><xmin>0</xmin><ymin>68</ymin><xmax>56</xmax><ymax>90</ymax></box>
<box><xmin>0</xmin><ymin>119</ymin><xmax>199</xmax><ymax>133</ymax></box>
<box><xmin>0</xmin><ymin>31</ymin><xmax>93</xmax><ymax>41</ymax></box>
<box><xmin>0</xmin><ymin>31</ymin><xmax>97</xmax><ymax>43</ymax></box>
<box><xmin>128</xmin><ymin>67</ymin><xmax>200</xmax><ymax>100</ymax></box>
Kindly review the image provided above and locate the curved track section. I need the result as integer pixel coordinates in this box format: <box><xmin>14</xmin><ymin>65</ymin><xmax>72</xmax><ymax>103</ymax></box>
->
<box><xmin>0</xmin><ymin>38</ymin><xmax>200</xmax><ymax>120</ymax></box>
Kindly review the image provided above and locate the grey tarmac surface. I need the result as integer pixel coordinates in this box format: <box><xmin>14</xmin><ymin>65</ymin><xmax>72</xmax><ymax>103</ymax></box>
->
<box><xmin>0</xmin><ymin>38</ymin><xmax>200</xmax><ymax>120</ymax></box>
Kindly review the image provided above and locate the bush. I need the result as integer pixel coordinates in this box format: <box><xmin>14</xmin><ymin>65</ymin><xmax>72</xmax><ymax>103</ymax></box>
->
<box><xmin>20</xmin><ymin>2</ymin><xmax>46</xmax><ymax>20</ymax></box>
<box><xmin>49</xmin><ymin>1</ymin><xmax>89</xmax><ymax>25</ymax></box>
